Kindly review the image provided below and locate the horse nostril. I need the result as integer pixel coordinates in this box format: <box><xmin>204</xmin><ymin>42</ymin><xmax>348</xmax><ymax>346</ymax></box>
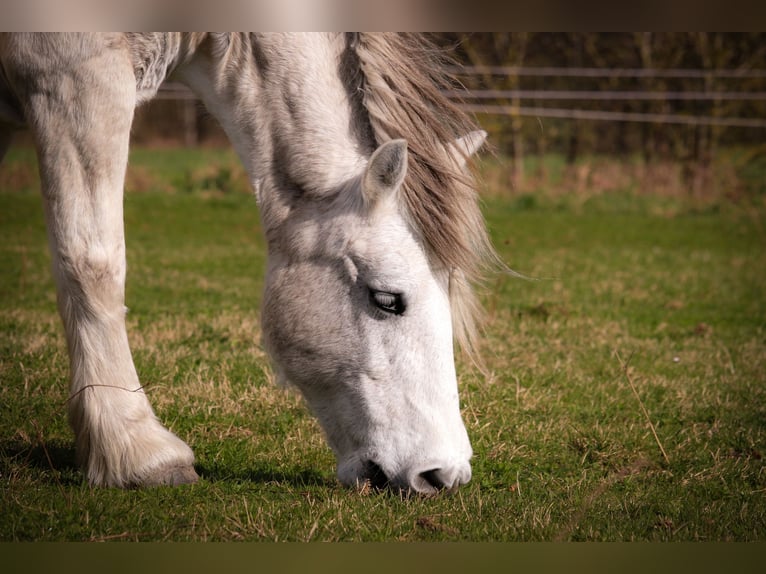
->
<box><xmin>355</xmin><ymin>464</ymin><xmax>465</xmax><ymax>495</ymax></box>
<box><xmin>362</xmin><ymin>460</ymin><xmax>389</xmax><ymax>489</ymax></box>
<box><xmin>418</xmin><ymin>468</ymin><xmax>448</xmax><ymax>491</ymax></box>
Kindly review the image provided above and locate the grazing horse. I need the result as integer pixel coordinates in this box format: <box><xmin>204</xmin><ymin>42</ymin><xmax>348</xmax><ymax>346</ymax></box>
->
<box><xmin>0</xmin><ymin>33</ymin><xmax>496</xmax><ymax>494</ymax></box>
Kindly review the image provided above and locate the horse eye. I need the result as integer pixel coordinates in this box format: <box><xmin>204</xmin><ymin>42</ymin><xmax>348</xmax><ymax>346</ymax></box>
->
<box><xmin>370</xmin><ymin>289</ymin><xmax>405</xmax><ymax>315</ymax></box>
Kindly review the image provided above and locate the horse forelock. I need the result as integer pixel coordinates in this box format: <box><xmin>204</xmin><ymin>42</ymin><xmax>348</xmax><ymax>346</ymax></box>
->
<box><xmin>347</xmin><ymin>33</ymin><xmax>498</xmax><ymax>360</ymax></box>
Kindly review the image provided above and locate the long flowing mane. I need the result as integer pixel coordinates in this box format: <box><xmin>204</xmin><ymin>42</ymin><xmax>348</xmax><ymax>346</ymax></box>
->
<box><xmin>346</xmin><ymin>33</ymin><xmax>499</xmax><ymax>359</ymax></box>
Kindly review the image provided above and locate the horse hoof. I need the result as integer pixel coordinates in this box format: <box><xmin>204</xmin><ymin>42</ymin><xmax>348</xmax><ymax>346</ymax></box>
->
<box><xmin>140</xmin><ymin>464</ymin><xmax>200</xmax><ymax>487</ymax></box>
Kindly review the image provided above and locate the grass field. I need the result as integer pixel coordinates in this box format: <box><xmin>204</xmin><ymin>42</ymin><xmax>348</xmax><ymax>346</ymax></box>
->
<box><xmin>1</xmin><ymin>146</ymin><xmax>765</xmax><ymax>541</ymax></box>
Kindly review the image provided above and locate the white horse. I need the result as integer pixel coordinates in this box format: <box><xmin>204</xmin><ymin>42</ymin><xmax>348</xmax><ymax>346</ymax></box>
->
<box><xmin>0</xmin><ymin>33</ymin><xmax>496</xmax><ymax>494</ymax></box>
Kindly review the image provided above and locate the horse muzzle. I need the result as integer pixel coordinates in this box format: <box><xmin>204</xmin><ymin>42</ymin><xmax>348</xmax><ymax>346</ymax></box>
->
<box><xmin>348</xmin><ymin>458</ymin><xmax>472</xmax><ymax>495</ymax></box>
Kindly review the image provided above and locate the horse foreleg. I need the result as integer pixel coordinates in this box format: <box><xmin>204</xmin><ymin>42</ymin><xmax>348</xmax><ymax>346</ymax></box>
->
<box><xmin>16</xmin><ymin>36</ymin><xmax>197</xmax><ymax>487</ymax></box>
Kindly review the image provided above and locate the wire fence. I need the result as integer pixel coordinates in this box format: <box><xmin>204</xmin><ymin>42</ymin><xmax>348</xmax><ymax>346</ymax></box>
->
<box><xmin>456</xmin><ymin>104</ymin><xmax>766</xmax><ymax>129</ymax></box>
<box><xmin>446</xmin><ymin>67</ymin><xmax>766</xmax><ymax>129</ymax></box>
<box><xmin>159</xmin><ymin>65</ymin><xmax>766</xmax><ymax>131</ymax></box>
<box><xmin>445</xmin><ymin>66</ymin><xmax>766</xmax><ymax>79</ymax></box>
<box><xmin>442</xmin><ymin>89</ymin><xmax>766</xmax><ymax>102</ymax></box>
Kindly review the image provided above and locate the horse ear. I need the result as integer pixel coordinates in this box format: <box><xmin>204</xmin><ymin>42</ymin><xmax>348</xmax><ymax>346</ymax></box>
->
<box><xmin>363</xmin><ymin>139</ymin><xmax>408</xmax><ymax>205</ymax></box>
<box><xmin>449</xmin><ymin>130</ymin><xmax>487</xmax><ymax>167</ymax></box>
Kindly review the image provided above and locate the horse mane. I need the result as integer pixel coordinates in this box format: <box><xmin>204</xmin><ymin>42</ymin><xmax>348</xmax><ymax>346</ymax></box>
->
<box><xmin>347</xmin><ymin>33</ymin><xmax>499</xmax><ymax>361</ymax></box>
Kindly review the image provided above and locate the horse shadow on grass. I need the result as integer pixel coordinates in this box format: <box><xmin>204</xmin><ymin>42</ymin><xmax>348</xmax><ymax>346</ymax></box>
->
<box><xmin>195</xmin><ymin>461</ymin><xmax>336</xmax><ymax>488</ymax></box>
<box><xmin>0</xmin><ymin>439</ymin><xmax>82</xmax><ymax>486</ymax></box>
<box><xmin>1</xmin><ymin>439</ymin><xmax>334</xmax><ymax>488</ymax></box>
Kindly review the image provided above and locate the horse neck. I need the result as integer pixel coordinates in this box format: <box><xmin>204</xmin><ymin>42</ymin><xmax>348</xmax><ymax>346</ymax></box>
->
<box><xmin>177</xmin><ymin>33</ymin><xmax>370</xmax><ymax>197</ymax></box>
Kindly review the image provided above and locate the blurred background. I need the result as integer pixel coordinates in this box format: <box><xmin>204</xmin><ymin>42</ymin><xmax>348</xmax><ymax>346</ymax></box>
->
<box><xmin>129</xmin><ymin>32</ymin><xmax>766</xmax><ymax>203</ymax></box>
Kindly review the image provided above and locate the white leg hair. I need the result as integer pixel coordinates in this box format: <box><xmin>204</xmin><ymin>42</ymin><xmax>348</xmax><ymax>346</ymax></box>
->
<box><xmin>17</xmin><ymin>36</ymin><xmax>197</xmax><ymax>487</ymax></box>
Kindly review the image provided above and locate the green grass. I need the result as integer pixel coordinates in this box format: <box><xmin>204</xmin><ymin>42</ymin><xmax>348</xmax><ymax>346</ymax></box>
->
<box><xmin>1</xmin><ymin>147</ymin><xmax>765</xmax><ymax>541</ymax></box>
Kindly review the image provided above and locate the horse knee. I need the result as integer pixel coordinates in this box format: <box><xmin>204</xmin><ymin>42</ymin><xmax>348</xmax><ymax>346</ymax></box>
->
<box><xmin>55</xmin><ymin>246</ymin><xmax>127</xmax><ymax>313</ymax></box>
